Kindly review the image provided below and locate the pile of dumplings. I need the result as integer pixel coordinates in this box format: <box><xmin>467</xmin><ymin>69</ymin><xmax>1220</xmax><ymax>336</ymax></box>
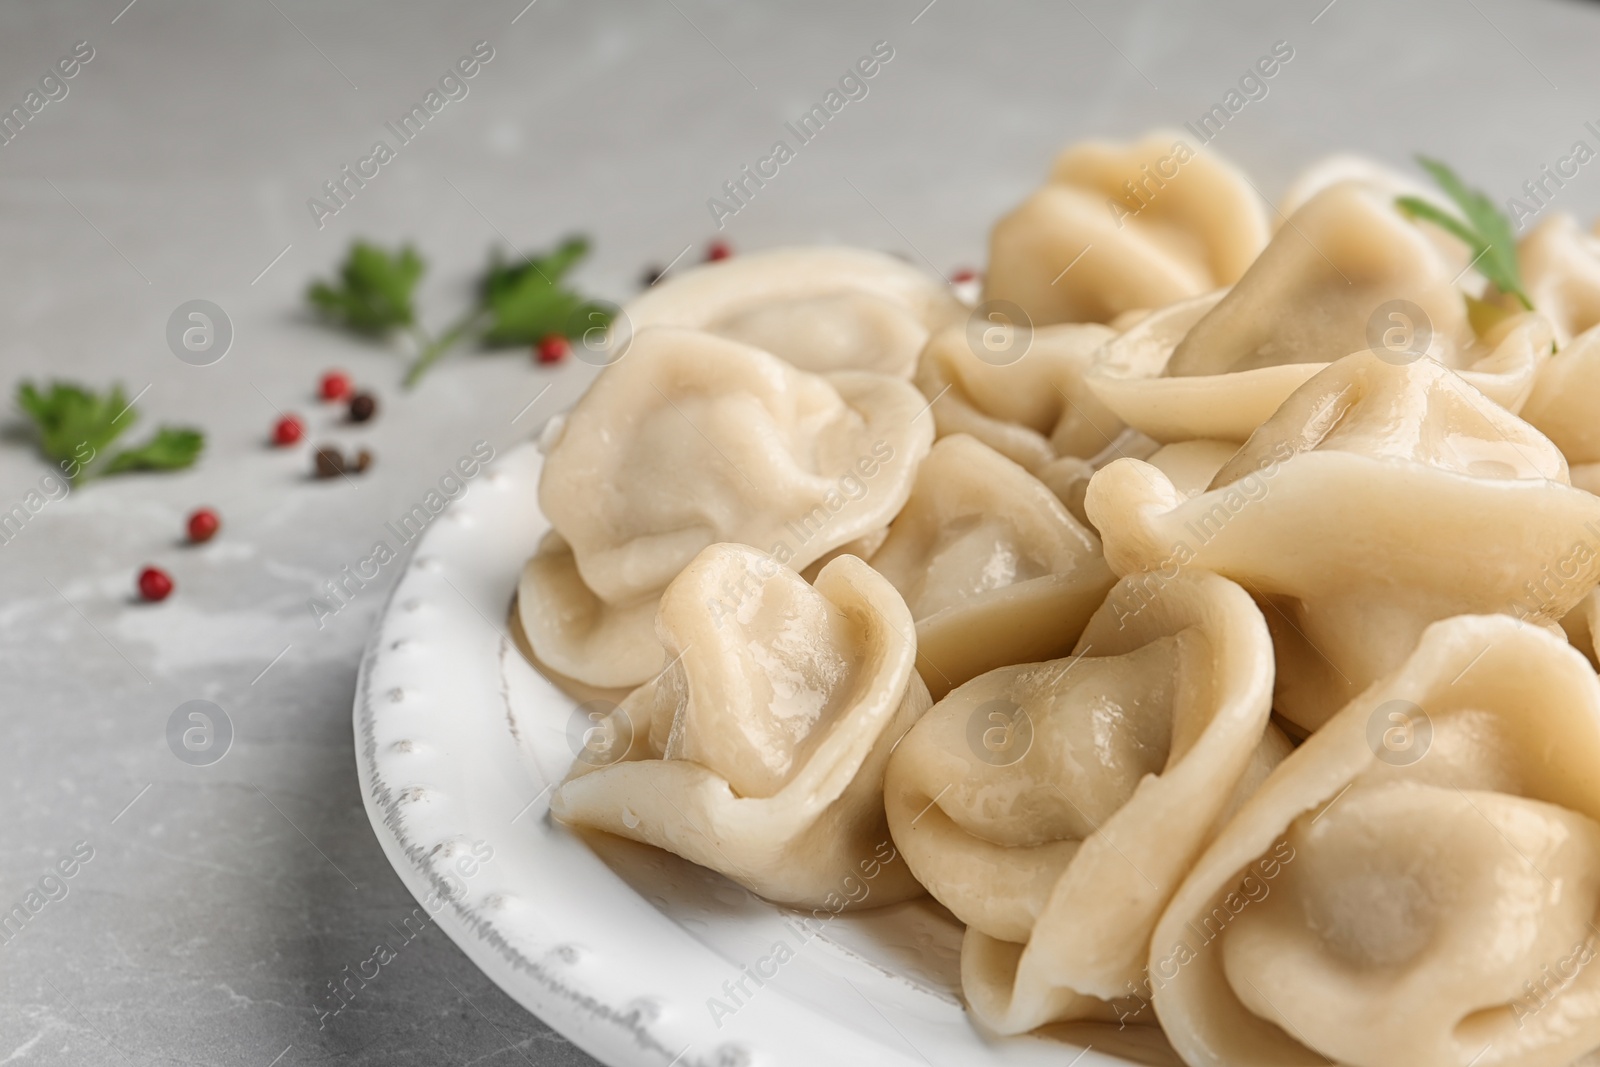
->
<box><xmin>514</xmin><ymin>131</ymin><xmax>1600</xmax><ymax>1066</ymax></box>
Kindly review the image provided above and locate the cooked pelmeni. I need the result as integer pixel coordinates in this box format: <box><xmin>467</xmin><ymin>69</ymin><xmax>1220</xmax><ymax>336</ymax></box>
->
<box><xmin>517</xmin><ymin>532</ymin><xmax>663</xmax><ymax>688</ymax></box>
<box><xmin>1089</xmin><ymin>182</ymin><xmax>1551</xmax><ymax>441</ymax></box>
<box><xmin>1523</xmin><ymin>323</ymin><xmax>1600</xmax><ymax>479</ymax></box>
<box><xmin>552</xmin><ymin>544</ymin><xmax>931</xmax><ymax>908</ymax></box>
<box><xmin>1152</xmin><ymin>614</ymin><xmax>1600</xmax><ymax>1067</ymax></box>
<box><xmin>884</xmin><ymin>570</ymin><xmax>1287</xmax><ymax>1035</ymax></box>
<box><xmin>1144</xmin><ymin>440</ymin><xmax>1239</xmax><ymax>498</ymax></box>
<box><xmin>1519</xmin><ymin>213</ymin><xmax>1600</xmax><ymax>346</ymax></box>
<box><xmin>866</xmin><ymin>435</ymin><xmax>1115</xmax><ymax>699</ymax></box>
<box><xmin>540</xmin><ymin>321</ymin><xmax>928</xmax><ymax>589</ymax></box>
<box><xmin>985</xmin><ymin>132</ymin><xmax>1267</xmax><ymax>326</ymax></box>
<box><xmin>1561</xmin><ymin>588</ymin><xmax>1600</xmax><ymax>669</ymax></box>
<box><xmin>1035</xmin><ymin>429</ymin><xmax>1163</xmax><ymax>532</ymax></box>
<box><xmin>1277</xmin><ymin>154</ymin><xmax>1433</xmax><ymax>218</ymax></box>
<box><xmin>914</xmin><ymin>320</ymin><xmax>1122</xmax><ymax>469</ymax></box>
<box><xmin>1088</xmin><ymin>350</ymin><xmax>1600</xmax><ymax>731</ymax></box>
<box><xmin>622</xmin><ymin>246</ymin><xmax>964</xmax><ymax>377</ymax></box>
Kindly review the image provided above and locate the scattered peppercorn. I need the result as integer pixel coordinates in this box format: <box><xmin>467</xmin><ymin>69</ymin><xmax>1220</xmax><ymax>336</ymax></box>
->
<box><xmin>314</xmin><ymin>446</ymin><xmax>345</xmax><ymax>479</ymax></box>
<box><xmin>320</xmin><ymin>370</ymin><xmax>353</xmax><ymax>401</ymax></box>
<box><xmin>138</xmin><ymin>566</ymin><xmax>173</xmax><ymax>602</ymax></box>
<box><xmin>641</xmin><ymin>265</ymin><xmax>664</xmax><ymax>287</ymax></box>
<box><xmin>706</xmin><ymin>240</ymin><xmax>732</xmax><ymax>261</ymax></box>
<box><xmin>536</xmin><ymin>335</ymin><xmax>570</xmax><ymax>365</ymax></box>
<box><xmin>273</xmin><ymin>415</ymin><xmax>304</xmax><ymax>446</ymax></box>
<box><xmin>950</xmin><ymin>268</ymin><xmax>978</xmax><ymax>284</ymax></box>
<box><xmin>354</xmin><ymin>448</ymin><xmax>373</xmax><ymax>473</ymax></box>
<box><xmin>187</xmin><ymin>508</ymin><xmax>220</xmax><ymax>543</ymax></box>
<box><xmin>348</xmin><ymin>392</ymin><xmax>378</xmax><ymax>423</ymax></box>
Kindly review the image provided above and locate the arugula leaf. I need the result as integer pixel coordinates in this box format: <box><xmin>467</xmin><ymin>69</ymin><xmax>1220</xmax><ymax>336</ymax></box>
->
<box><xmin>478</xmin><ymin>237</ymin><xmax>611</xmax><ymax>347</ymax></box>
<box><xmin>104</xmin><ymin>428</ymin><xmax>205</xmax><ymax>475</ymax></box>
<box><xmin>15</xmin><ymin>380</ymin><xmax>203</xmax><ymax>483</ymax></box>
<box><xmin>1396</xmin><ymin>156</ymin><xmax>1532</xmax><ymax>310</ymax></box>
<box><xmin>307</xmin><ymin>241</ymin><xmax>426</xmax><ymax>336</ymax></box>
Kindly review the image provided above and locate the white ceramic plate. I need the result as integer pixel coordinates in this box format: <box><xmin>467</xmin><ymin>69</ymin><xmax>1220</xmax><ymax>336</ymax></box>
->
<box><xmin>354</xmin><ymin>440</ymin><xmax>1171</xmax><ymax>1067</ymax></box>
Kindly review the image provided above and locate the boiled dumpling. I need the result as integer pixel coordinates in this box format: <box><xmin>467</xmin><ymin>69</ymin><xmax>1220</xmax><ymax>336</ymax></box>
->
<box><xmin>552</xmin><ymin>543</ymin><xmax>931</xmax><ymax>908</ymax></box>
<box><xmin>914</xmin><ymin>319</ymin><xmax>1123</xmax><ymax>469</ymax></box>
<box><xmin>1152</xmin><ymin>614</ymin><xmax>1600</xmax><ymax>1067</ymax></box>
<box><xmin>1088</xmin><ymin>349</ymin><xmax>1600</xmax><ymax>731</ymax></box>
<box><xmin>865</xmin><ymin>434</ymin><xmax>1115</xmax><ymax>699</ymax></box>
<box><xmin>1089</xmin><ymin>182</ymin><xmax>1552</xmax><ymax>442</ymax></box>
<box><xmin>622</xmin><ymin>246</ymin><xmax>964</xmax><ymax>377</ymax></box>
<box><xmin>1521</xmin><ymin>324</ymin><xmax>1600</xmax><ymax>494</ymax></box>
<box><xmin>526</xmin><ymin>326</ymin><xmax>932</xmax><ymax>687</ymax></box>
<box><xmin>883</xmin><ymin>570</ymin><xmax>1288</xmax><ymax>1035</ymax></box>
<box><xmin>1519</xmin><ymin>213</ymin><xmax>1600</xmax><ymax>346</ymax></box>
<box><xmin>985</xmin><ymin>132</ymin><xmax>1268</xmax><ymax>327</ymax></box>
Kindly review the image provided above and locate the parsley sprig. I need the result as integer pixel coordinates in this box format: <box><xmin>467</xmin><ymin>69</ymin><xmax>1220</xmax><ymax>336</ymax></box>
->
<box><xmin>17</xmin><ymin>381</ymin><xmax>204</xmax><ymax>484</ymax></box>
<box><xmin>1396</xmin><ymin>156</ymin><xmax>1532</xmax><ymax>310</ymax></box>
<box><xmin>306</xmin><ymin>237</ymin><xmax>613</xmax><ymax>387</ymax></box>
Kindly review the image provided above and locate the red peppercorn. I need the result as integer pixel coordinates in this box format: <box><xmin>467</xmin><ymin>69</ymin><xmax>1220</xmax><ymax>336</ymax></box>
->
<box><xmin>138</xmin><ymin>566</ymin><xmax>173</xmax><ymax>602</ymax></box>
<box><xmin>273</xmin><ymin>415</ymin><xmax>304</xmax><ymax>446</ymax></box>
<box><xmin>536</xmin><ymin>335</ymin><xmax>570</xmax><ymax>364</ymax></box>
<box><xmin>320</xmin><ymin>370</ymin><xmax>353</xmax><ymax>401</ymax></box>
<box><xmin>187</xmin><ymin>508</ymin><xmax>220</xmax><ymax>543</ymax></box>
<box><xmin>706</xmin><ymin>240</ymin><xmax>732</xmax><ymax>262</ymax></box>
<box><xmin>950</xmin><ymin>268</ymin><xmax>978</xmax><ymax>284</ymax></box>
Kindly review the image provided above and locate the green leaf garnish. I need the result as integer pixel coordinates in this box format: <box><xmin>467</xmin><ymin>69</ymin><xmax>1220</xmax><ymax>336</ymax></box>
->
<box><xmin>478</xmin><ymin>237</ymin><xmax>612</xmax><ymax>348</ymax></box>
<box><xmin>1396</xmin><ymin>156</ymin><xmax>1532</xmax><ymax>310</ymax></box>
<box><xmin>307</xmin><ymin>241</ymin><xmax>426</xmax><ymax>336</ymax></box>
<box><xmin>16</xmin><ymin>381</ymin><xmax>203</xmax><ymax>484</ymax></box>
<box><xmin>104</xmin><ymin>427</ymin><xmax>205</xmax><ymax>475</ymax></box>
<box><xmin>309</xmin><ymin>236</ymin><xmax>614</xmax><ymax>387</ymax></box>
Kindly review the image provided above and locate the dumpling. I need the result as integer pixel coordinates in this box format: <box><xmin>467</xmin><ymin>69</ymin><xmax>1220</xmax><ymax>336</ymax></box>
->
<box><xmin>1521</xmin><ymin>324</ymin><xmax>1600</xmax><ymax>494</ymax></box>
<box><xmin>552</xmin><ymin>544</ymin><xmax>931</xmax><ymax>908</ymax></box>
<box><xmin>865</xmin><ymin>434</ymin><xmax>1115</xmax><ymax>699</ymax></box>
<box><xmin>1152</xmin><ymin>614</ymin><xmax>1600</xmax><ymax>1067</ymax></box>
<box><xmin>1088</xmin><ymin>182</ymin><xmax>1552</xmax><ymax>442</ymax></box>
<box><xmin>1088</xmin><ymin>349</ymin><xmax>1600</xmax><ymax>732</ymax></box>
<box><xmin>883</xmin><ymin>570</ymin><xmax>1288</xmax><ymax>1035</ymax></box>
<box><xmin>914</xmin><ymin>319</ymin><xmax>1124</xmax><ymax>469</ymax></box>
<box><xmin>621</xmin><ymin>246</ymin><xmax>964</xmax><ymax>377</ymax></box>
<box><xmin>984</xmin><ymin>132</ymin><xmax>1268</xmax><ymax>327</ymax></box>
<box><xmin>526</xmin><ymin>326</ymin><xmax>933</xmax><ymax>687</ymax></box>
<box><xmin>1519</xmin><ymin>213</ymin><xmax>1600</xmax><ymax>345</ymax></box>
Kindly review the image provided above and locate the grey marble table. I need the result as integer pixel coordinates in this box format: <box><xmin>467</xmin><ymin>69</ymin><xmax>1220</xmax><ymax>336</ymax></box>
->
<box><xmin>2</xmin><ymin>0</ymin><xmax>1599</xmax><ymax>1063</ymax></box>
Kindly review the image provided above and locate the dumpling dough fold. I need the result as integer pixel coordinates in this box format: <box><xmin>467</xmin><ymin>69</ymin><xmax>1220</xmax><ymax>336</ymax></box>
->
<box><xmin>1152</xmin><ymin>614</ymin><xmax>1600</xmax><ymax>1067</ymax></box>
<box><xmin>1088</xmin><ymin>349</ymin><xmax>1600</xmax><ymax>731</ymax></box>
<box><xmin>914</xmin><ymin>320</ymin><xmax>1124</xmax><ymax>469</ymax></box>
<box><xmin>527</xmin><ymin>326</ymin><xmax>932</xmax><ymax>687</ymax></box>
<box><xmin>1088</xmin><ymin>182</ymin><xmax>1551</xmax><ymax>442</ymax></box>
<box><xmin>884</xmin><ymin>570</ymin><xmax>1286</xmax><ymax>1035</ymax></box>
<box><xmin>552</xmin><ymin>544</ymin><xmax>931</xmax><ymax>908</ymax></box>
<box><xmin>621</xmin><ymin>246</ymin><xmax>964</xmax><ymax>377</ymax></box>
<box><xmin>985</xmin><ymin>131</ymin><xmax>1268</xmax><ymax>326</ymax></box>
<box><xmin>867</xmin><ymin>434</ymin><xmax>1115</xmax><ymax>699</ymax></box>
<box><xmin>1519</xmin><ymin>213</ymin><xmax>1600</xmax><ymax>346</ymax></box>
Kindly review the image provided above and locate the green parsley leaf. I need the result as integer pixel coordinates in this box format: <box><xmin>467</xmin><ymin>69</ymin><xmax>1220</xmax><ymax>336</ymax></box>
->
<box><xmin>15</xmin><ymin>380</ymin><xmax>203</xmax><ymax>483</ymax></box>
<box><xmin>1396</xmin><ymin>156</ymin><xmax>1532</xmax><ymax>310</ymax></box>
<box><xmin>103</xmin><ymin>427</ymin><xmax>205</xmax><ymax>475</ymax></box>
<box><xmin>477</xmin><ymin>236</ymin><xmax>612</xmax><ymax>348</ymax></box>
<box><xmin>307</xmin><ymin>241</ymin><xmax>426</xmax><ymax>336</ymax></box>
<box><xmin>16</xmin><ymin>381</ymin><xmax>134</xmax><ymax>480</ymax></box>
